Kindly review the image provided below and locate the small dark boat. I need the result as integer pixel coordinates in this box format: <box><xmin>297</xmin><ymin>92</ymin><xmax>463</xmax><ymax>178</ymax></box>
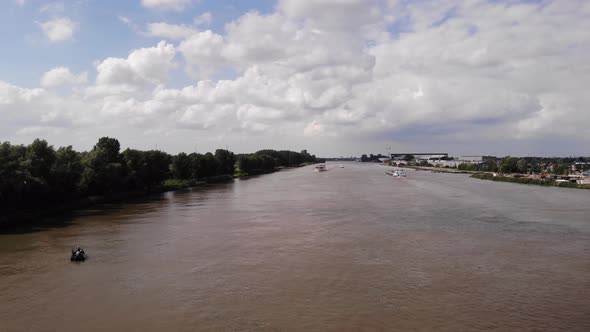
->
<box><xmin>70</xmin><ymin>248</ymin><xmax>86</xmax><ymax>261</ymax></box>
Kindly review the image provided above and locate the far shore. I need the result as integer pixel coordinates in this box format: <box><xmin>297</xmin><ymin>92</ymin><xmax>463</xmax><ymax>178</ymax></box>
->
<box><xmin>404</xmin><ymin>166</ymin><xmax>477</xmax><ymax>174</ymax></box>
<box><xmin>394</xmin><ymin>165</ymin><xmax>590</xmax><ymax>190</ymax></box>
<box><xmin>470</xmin><ymin>173</ymin><xmax>590</xmax><ymax>190</ymax></box>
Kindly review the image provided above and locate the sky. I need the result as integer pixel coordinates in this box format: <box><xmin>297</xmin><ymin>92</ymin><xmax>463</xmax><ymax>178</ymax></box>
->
<box><xmin>0</xmin><ymin>0</ymin><xmax>589</xmax><ymax>157</ymax></box>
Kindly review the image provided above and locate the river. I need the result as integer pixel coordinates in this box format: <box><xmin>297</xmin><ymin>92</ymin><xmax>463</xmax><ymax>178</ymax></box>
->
<box><xmin>1</xmin><ymin>162</ymin><xmax>589</xmax><ymax>331</ymax></box>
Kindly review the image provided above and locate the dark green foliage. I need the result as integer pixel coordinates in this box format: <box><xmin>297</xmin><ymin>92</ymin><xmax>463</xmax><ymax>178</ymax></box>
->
<box><xmin>118</xmin><ymin>149</ymin><xmax>171</xmax><ymax>191</ymax></box>
<box><xmin>237</xmin><ymin>154</ymin><xmax>276</xmax><ymax>174</ymax></box>
<box><xmin>0</xmin><ymin>142</ymin><xmax>28</xmax><ymax>207</ymax></box>
<box><xmin>516</xmin><ymin>159</ymin><xmax>529</xmax><ymax>174</ymax></box>
<box><xmin>457</xmin><ymin>163</ymin><xmax>478</xmax><ymax>171</ymax></box>
<box><xmin>202</xmin><ymin>152</ymin><xmax>220</xmax><ymax>178</ymax></box>
<box><xmin>360</xmin><ymin>153</ymin><xmax>387</xmax><ymax>162</ymax></box>
<box><xmin>27</xmin><ymin>139</ymin><xmax>56</xmax><ymax>181</ymax></box>
<box><xmin>50</xmin><ymin>146</ymin><xmax>83</xmax><ymax>196</ymax></box>
<box><xmin>480</xmin><ymin>159</ymin><xmax>498</xmax><ymax>172</ymax></box>
<box><xmin>553</xmin><ymin>163</ymin><xmax>569</xmax><ymax>175</ymax></box>
<box><xmin>163</xmin><ymin>179</ymin><xmax>200</xmax><ymax>191</ymax></box>
<box><xmin>418</xmin><ymin>160</ymin><xmax>433</xmax><ymax>167</ymax></box>
<box><xmin>171</xmin><ymin>153</ymin><xmax>192</xmax><ymax>180</ymax></box>
<box><xmin>499</xmin><ymin>156</ymin><xmax>519</xmax><ymax>173</ymax></box>
<box><xmin>238</xmin><ymin>149</ymin><xmax>316</xmax><ymax>175</ymax></box>
<box><xmin>215</xmin><ymin>149</ymin><xmax>236</xmax><ymax>175</ymax></box>
<box><xmin>81</xmin><ymin>137</ymin><xmax>124</xmax><ymax>195</ymax></box>
<box><xmin>0</xmin><ymin>137</ymin><xmax>318</xmax><ymax>224</ymax></box>
<box><xmin>94</xmin><ymin>137</ymin><xmax>120</xmax><ymax>164</ymax></box>
<box><xmin>121</xmin><ymin>148</ymin><xmax>147</xmax><ymax>190</ymax></box>
<box><xmin>143</xmin><ymin>150</ymin><xmax>172</xmax><ymax>186</ymax></box>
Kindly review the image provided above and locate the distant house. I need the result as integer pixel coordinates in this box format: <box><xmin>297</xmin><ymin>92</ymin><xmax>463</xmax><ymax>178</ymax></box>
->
<box><xmin>460</xmin><ymin>156</ymin><xmax>483</xmax><ymax>162</ymax></box>
<box><xmin>390</xmin><ymin>153</ymin><xmax>448</xmax><ymax>161</ymax></box>
<box><xmin>432</xmin><ymin>160</ymin><xmax>461</xmax><ymax>168</ymax></box>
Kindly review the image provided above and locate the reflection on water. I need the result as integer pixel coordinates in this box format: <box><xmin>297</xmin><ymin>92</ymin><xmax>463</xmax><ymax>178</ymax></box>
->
<box><xmin>1</xmin><ymin>162</ymin><xmax>590</xmax><ymax>331</ymax></box>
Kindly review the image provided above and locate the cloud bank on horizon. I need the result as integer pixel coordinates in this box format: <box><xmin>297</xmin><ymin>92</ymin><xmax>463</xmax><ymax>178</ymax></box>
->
<box><xmin>1</xmin><ymin>0</ymin><xmax>589</xmax><ymax>157</ymax></box>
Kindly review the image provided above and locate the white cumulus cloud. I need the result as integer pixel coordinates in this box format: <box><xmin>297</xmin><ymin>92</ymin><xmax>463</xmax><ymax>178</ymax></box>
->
<box><xmin>141</xmin><ymin>0</ymin><xmax>195</xmax><ymax>11</ymax></box>
<box><xmin>194</xmin><ymin>12</ymin><xmax>212</xmax><ymax>26</ymax></box>
<box><xmin>40</xmin><ymin>67</ymin><xmax>87</xmax><ymax>88</ymax></box>
<box><xmin>95</xmin><ymin>41</ymin><xmax>177</xmax><ymax>87</ymax></box>
<box><xmin>146</xmin><ymin>22</ymin><xmax>198</xmax><ymax>40</ymax></box>
<box><xmin>2</xmin><ymin>0</ymin><xmax>590</xmax><ymax>156</ymax></box>
<box><xmin>38</xmin><ymin>18</ymin><xmax>76</xmax><ymax>42</ymax></box>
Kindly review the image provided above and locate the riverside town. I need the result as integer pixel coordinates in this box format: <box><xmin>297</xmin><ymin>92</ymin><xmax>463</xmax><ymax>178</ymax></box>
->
<box><xmin>345</xmin><ymin>152</ymin><xmax>590</xmax><ymax>187</ymax></box>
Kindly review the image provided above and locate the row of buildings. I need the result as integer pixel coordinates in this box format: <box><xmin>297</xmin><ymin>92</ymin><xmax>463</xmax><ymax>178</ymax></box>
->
<box><xmin>388</xmin><ymin>153</ymin><xmax>484</xmax><ymax>168</ymax></box>
<box><xmin>384</xmin><ymin>153</ymin><xmax>590</xmax><ymax>183</ymax></box>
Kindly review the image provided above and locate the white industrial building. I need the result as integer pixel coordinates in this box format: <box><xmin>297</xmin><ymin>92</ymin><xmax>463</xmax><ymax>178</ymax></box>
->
<box><xmin>460</xmin><ymin>156</ymin><xmax>484</xmax><ymax>162</ymax></box>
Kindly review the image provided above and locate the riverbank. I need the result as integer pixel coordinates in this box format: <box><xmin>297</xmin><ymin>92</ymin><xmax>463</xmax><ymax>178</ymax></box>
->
<box><xmin>405</xmin><ymin>166</ymin><xmax>478</xmax><ymax>174</ymax></box>
<box><xmin>0</xmin><ymin>164</ymin><xmax>316</xmax><ymax>230</ymax></box>
<box><xmin>162</xmin><ymin>174</ymin><xmax>234</xmax><ymax>191</ymax></box>
<box><xmin>0</xmin><ymin>175</ymin><xmax>237</xmax><ymax>230</ymax></box>
<box><xmin>471</xmin><ymin>173</ymin><xmax>590</xmax><ymax>189</ymax></box>
<box><xmin>405</xmin><ymin>166</ymin><xmax>590</xmax><ymax>190</ymax></box>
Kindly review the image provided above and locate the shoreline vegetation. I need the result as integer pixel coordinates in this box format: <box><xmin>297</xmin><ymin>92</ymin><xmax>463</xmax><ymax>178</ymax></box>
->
<box><xmin>407</xmin><ymin>166</ymin><xmax>476</xmax><ymax>174</ymax></box>
<box><xmin>407</xmin><ymin>166</ymin><xmax>590</xmax><ymax>189</ymax></box>
<box><xmin>470</xmin><ymin>173</ymin><xmax>590</xmax><ymax>189</ymax></box>
<box><xmin>0</xmin><ymin>137</ymin><xmax>322</xmax><ymax>229</ymax></box>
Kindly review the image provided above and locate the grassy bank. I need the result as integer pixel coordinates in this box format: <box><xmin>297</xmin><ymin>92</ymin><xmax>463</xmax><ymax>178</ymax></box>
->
<box><xmin>162</xmin><ymin>174</ymin><xmax>235</xmax><ymax>191</ymax></box>
<box><xmin>471</xmin><ymin>173</ymin><xmax>590</xmax><ymax>189</ymax></box>
<box><xmin>406</xmin><ymin>166</ymin><xmax>477</xmax><ymax>174</ymax></box>
<box><xmin>234</xmin><ymin>168</ymin><xmax>280</xmax><ymax>177</ymax></box>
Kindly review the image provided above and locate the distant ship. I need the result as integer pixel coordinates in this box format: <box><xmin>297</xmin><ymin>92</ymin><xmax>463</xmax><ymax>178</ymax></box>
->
<box><xmin>385</xmin><ymin>169</ymin><xmax>407</xmax><ymax>177</ymax></box>
<box><xmin>315</xmin><ymin>164</ymin><xmax>327</xmax><ymax>172</ymax></box>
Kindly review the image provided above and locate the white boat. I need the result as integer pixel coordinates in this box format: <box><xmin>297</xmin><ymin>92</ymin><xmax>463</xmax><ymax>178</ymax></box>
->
<box><xmin>339</xmin><ymin>165</ymin><xmax>344</xmax><ymax>168</ymax></box>
<box><xmin>315</xmin><ymin>164</ymin><xmax>327</xmax><ymax>172</ymax></box>
<box><xmin>385</xmin><ymin>169</ymin><xmax>407</xmax><ymax>177</ymax></box>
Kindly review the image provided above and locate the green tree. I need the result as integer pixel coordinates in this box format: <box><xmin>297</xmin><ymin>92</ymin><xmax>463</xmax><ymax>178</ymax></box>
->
<box><xmin>419</xmin><ymin>160</ymin><xmax>430</xmax><ymax>166</ymax></box>
<box><xmin>499</xmin><ymin>157</ymin><xmax>519</xmax><ymax>173</ymax></box>
<box><xmin>81</xmin><ymin>137</ymin><xmax>124</xmax><ymax>195</ymax></box>
<box><xmin>171</xmin><ymin>152</ymin><xmax>192</xmax><ymax>179</ymax></box>
<box><xmin>215</xmin><ymin>149</ymin><xmax>236</xmax><ymax>175</ymax></box>
<box><xmin>237</xmin><ymin>155</ymin><xmax>251</xmax><ymax>173</ymax></box>
<box><xmin>143</xmin><ymin>150</ymin><xmax>171</xmax><ymax>187</ymax></box>
<box><xmin>458</xmin><ymin>163</ymin><xmax>478</xmax><ymax>171</ymax></box>
<box><xmin>26</xmin><ymin>139</ymin><xmax>56</xmax><ymax>182</ymax></box>
<box><xmin>16</xmin><ymin>139</ymin><xmax>57</xmax><ymax>205</ymax></box>
<box><xmin>553</xmin><ymin>164</ymin><xmax>569</xmax><ymax>175</ymax></box>
<box><xmin>204</xmin><ymin>152</ymin><xmax>220</xmax><ymax>177</ymax></box>
<box><xmin>50</xmin><ymin>146</ymin><xmax>83</xmax><ymax>197</ymax></box>
<box><xmin>516</xmin><ymin>159</ymin><xmax>528</xmax><ymax>174</ymax></box>
<box><xmin>0</xmin><ymin>142</ymin><xmax>28</xmax><ymax>207</ymax></box>
<box><xmin>94</xmin><ymin>137</ymin><xmax>120</xmax><ymax>165</ymax></box>
<box><xmin>480</xmin><ymin>159</ymin><xmax>498</xmax><ymax>172</ymax></box>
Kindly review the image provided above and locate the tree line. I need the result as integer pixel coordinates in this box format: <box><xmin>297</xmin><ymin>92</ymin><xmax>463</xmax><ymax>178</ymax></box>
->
<box><xmin>457</xmin><ymin>156</ymin><xmax>588</xmax><ymax>175</ymax></box>
<box><xmin>0</xmin><ymin>137</ymin><xmax>317</xmax><ymax>214</ymax></box>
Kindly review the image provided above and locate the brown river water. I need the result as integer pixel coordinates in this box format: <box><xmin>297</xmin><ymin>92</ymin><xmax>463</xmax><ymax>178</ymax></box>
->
<box><xmin>1</xmin><ymin>162</ymin><xmax>590</xmax><ymax>331</ymax></box>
